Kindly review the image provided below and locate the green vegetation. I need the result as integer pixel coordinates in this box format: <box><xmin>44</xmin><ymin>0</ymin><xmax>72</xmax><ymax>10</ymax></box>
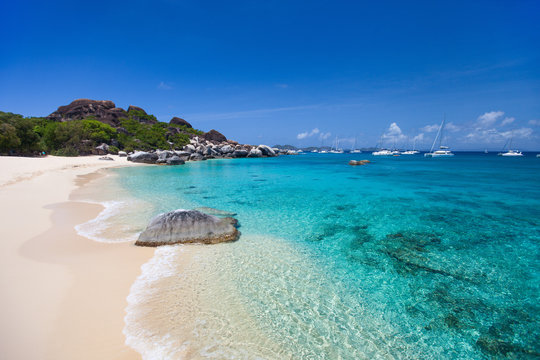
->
<box><xmin>0</xmin><ymin>110</ymin><xmax>203</xmax><ymax>156</ymax></box>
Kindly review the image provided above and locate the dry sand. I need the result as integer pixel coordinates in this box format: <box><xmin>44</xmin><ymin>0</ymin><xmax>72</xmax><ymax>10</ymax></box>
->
<box><xmin>0</xmin><ymin>155</ymin><xmax>152</xmax><ymax>360</ymax></box>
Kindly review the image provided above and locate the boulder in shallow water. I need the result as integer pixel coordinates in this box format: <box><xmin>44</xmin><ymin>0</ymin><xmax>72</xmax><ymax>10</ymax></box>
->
<box><xmin>349</xmin><ymin>160</ymin><xmax>370</xmax><ymax>166</ymax></box>
<box><xmin>135</xmin><ymin>209</ymin><xmax>239</xmax><ymax>246</ymax></box>
<box><xmin>166</xmin><ymin>156</ymin><xmax>185</xmax><ymax>165</ymax></box>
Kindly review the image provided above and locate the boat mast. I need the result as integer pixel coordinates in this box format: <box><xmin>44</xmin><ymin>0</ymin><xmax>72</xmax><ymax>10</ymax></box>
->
<box><xmin>429</xmin><ymin>115</ymin><xmax>445</xmax><ymax>153</ymax></box>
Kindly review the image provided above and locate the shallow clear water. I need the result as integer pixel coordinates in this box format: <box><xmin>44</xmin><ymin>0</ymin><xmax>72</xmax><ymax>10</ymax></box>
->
<box><xmin>114</xmin><ymin>153</ymin><xmax>540</xmax><ymax>359</ymax></box>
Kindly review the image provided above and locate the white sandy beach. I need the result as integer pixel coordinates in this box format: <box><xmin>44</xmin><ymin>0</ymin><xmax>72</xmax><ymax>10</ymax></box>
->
<box><xmin>0</xmin><ymin>155</ymin><xmax>153</xmax><ymax>360</ymax></box>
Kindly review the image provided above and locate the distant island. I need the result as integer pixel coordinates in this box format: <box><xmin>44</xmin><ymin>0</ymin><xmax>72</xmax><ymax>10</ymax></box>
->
<box><xmin>0</xmin><ymin>99</ymin><xmax>295</xmax><ymax>160</ymax></box>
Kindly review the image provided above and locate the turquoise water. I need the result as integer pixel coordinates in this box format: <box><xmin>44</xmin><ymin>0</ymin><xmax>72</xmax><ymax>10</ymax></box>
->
<box><xmin>115</xmin><ymin>153</ymin><xmax>540</xmax><ymax>359</ymax></box>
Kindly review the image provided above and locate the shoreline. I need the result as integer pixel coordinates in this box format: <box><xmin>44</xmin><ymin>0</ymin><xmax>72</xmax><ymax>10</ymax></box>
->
<box><xmin>0</xmin><ymin>155</ymin><xmax>152</xmax><ymax>359</ymax></box>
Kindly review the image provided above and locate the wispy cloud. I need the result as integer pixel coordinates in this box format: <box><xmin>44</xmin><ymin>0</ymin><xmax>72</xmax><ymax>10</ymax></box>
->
<box><xmin>297</xmin><ymin>128</ymin><xmax>320</xmax><ymax>140</ymax></box>
<box><xmin>186</xmin><ymin>104</ymin><xmax>321</xmax><ymax>121</ymax></box>
<box><xmin>319</xmin><ymin>132</ymin><xmax>332</xmax><ymax>140</ymax></box>
<box><xmin>477</xmin><ymin>111</ymin><xmax>504</xmax><ymax>127</ymax></box>
<box><xmin>501</xmin><ymin>117</ymin><xmax>515</xmax><ymax>126</ymax></box>
<box><xmin>275</xmin><ymin>83</ymin><xmax>289</xmax><ymax>89</ymax></box>
<box><xmin>528</xmin><ymin>119</ymin><xmax>540</xmax><ymax>126</ymax></box>
<box><xmin>157</xmin><ymin>81</ymin><xmax>173</xmax><ymax>90</ymax></box>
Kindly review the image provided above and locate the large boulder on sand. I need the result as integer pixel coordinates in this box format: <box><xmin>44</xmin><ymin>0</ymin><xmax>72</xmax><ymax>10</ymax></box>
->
<box><xmin>127</xmin><ymin>151</ymin><xmax>158</xmax><ymax>164</ymax></box>
<box><xmin>135</xmin><ymin>209</ymin><xmax>239</xmax><ymax>246</ymax></box>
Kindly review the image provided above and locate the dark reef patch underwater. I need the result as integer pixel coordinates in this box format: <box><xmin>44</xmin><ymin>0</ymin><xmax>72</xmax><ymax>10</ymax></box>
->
<box><xmin>116</xmin><ymin>153</ymin><xmax>540</xmax><ymax>358</ymax></box>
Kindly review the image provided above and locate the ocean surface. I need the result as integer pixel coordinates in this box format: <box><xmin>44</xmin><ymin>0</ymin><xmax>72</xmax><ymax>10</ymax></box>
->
<box><xmin>83</xmin><ymin>152</ymin><xmax>540</xmax><ymax>359</ymax></box>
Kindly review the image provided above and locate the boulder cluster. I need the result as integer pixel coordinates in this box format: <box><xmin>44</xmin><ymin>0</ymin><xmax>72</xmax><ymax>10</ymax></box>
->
<box><xmin>126</xmin><ymin>136</ymin><xmax>298</xmax><ymax>165</ymax></box>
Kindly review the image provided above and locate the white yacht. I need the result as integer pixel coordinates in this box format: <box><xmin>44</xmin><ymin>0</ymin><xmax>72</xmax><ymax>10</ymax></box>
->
<box><xmin>351</xmin><ymin>136</ymin><xmax>362</xmax><ymax>153</ymax></box>
<box><xmin>372</xmin><ymin>149</ymin><xmax>394</xmax><ymax>156</ymax></box>
<box><xmin>402</xmin><ymin>138</ymin><xmax>420</xmax><ymax>154</ymax></box>
<box><xmin>425</xmin><ymin>116</ymin><xmax>454</xmax><ymax>157</ymax></box>
<box><xmin>497</xmin><ymin>132</ymin><xmax>523</xmax><ymax>156</ymax></box>
<box><xmin>500</xmin><ymin>149</ymin><xmax>524</xmax><ymax>157</ymax></box>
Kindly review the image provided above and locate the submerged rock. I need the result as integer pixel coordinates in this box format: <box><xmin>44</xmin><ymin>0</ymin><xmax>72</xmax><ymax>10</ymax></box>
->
<box><xmin>135</xmin><ymin>209</ymin><xmax>239</xmax><ymax>246</ymax></box>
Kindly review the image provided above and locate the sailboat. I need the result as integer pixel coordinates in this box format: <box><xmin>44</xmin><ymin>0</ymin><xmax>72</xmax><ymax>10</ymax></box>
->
<box><xmin>402</xmin><ymin>137</ymin><xmax>420</xmax><ymax>154</ymax></box>
<box><xmin>330</xmin><ymin>137</ymin><xmax>344</xmax><ymax>153</ymax></box>
<box><xmin>424</xmin><ymin>115</ymin><xmax>454</xmax><ymax>157</ymax></box>
<box><xmin>498</xmin><ymin>131</ymin><xmax>524</xmax><ymax>157</ymax></box>
<box><xmin>351</xmin><ymin>135</ymin><xmax>362</xmax><ymax>153</ymax></box>
<box><xmin>372</xmin><ymin>133</ymin><xmax>393</xmax><ymax>156</ymax></box>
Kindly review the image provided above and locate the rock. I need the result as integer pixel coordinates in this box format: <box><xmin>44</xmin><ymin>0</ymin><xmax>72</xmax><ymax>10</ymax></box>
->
<box><xmin>47</xmin><ymin>99</ymin><xmax>128</xmax><ymax>127</ymax></box>
<box><xmin>220</xmin><ymin>144</ymin><xmax>234</xmax><ymax>154</ymax></box>
<box><xmin>248</xmin><ymin>148</ymin><xmax>263</xmax><ymax>158</ymax></box>
<box><xmin>98</xmin><ymin>156</ymin><xmax>114</xmax><ymax>161</ymax></box>
<box><xmin>257</xmin><ymin>145</ymin><xmax>276</xmax><ymax>157</ymax></box>
<box><xmin>204</xmin><ymin>129</ymin><xmax>227</xmax><ymax>143</ymax></box>
<box><xmin>166</xmin><ymin>156</ymin><xmax>185</xmax><ymax>165</ymax></box>
<box><xmin>127</xmin><ymin>151</ymin><xmax>158</xmax><ymax>164</ymax></box>
<box><xmin>184</xmin><ymin>144</ymin><xmax>196</xmax><ymax>153</ymax></box>
<box><xmin>135</xmin><ymin>209</ymin><xmax>239</xmax><ymax>246</ymax></box>
<box><xmin>157</xmin><ymin>150</ymin><xmax>174</xmax><ymax>161</ymax></box>
<box><xmin>95</xmin><ymin>143</ymin><xmax>109</xmax><ymax>155</ymax></box>
<box><xmin>190</xmin><ymin>153</ymin><xmax>204</xmax><ymax>161</ymax></box>
<box><xmin>127</xmin><ymin>105</ymin><xmax>147</xmax><ymax>114</ymax></box>
<box><xmin>349</xmin><ymin>160</ymin><xmax>370</xmax><ymax>166</ymax></box>
<box><xmin>170</xmin><ymin>117</ymin><xmax>192</xmax><ymax>128</ymax></box>
<box><xmin>118</xmin><ymin>151</ymin><xmax>127</xmax><ymax>157</ymax></box>
<box><xmin>231</xmin><ymin>149</ymin><xmax>248</xmax><ymax>158</ymax></box>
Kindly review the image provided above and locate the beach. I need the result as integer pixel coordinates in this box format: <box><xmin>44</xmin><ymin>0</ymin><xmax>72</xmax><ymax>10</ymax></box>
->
<box><xmin>0</xmin><ymin>155</ymin><xmax>151</xmax><ymax>360</ymax></box>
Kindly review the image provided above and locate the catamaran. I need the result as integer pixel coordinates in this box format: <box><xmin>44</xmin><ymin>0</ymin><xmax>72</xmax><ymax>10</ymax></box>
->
<box><xmin>498</xmin><ymin>132</ymin><xmax>524</xmax><ymax>156</ymax></box>
<box><xmin>401</xmin><ymin>138</ymin><xmax>420</xmax><ymax>154</ymax></box>
<box><xmin>372</xmin><ymin>133</ymin><xmax>393</xmax><ymax>156</ymax></box>
<box><xmin>350</xmin><ymin>135</ymin><xmax>362</xmax><ymax>153</ymax></box>
<box><xmin>424</xmin><ymin>116</ymin><xmax>454</xmax><ymax>157</ymax></box>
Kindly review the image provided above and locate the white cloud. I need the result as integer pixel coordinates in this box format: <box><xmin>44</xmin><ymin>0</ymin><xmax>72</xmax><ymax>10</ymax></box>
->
<box><xmin>319</xmin><ymin>132</ymin><xmax>332</xmax><ymax>140</ymax></box>
<box><xmin>445</xmin><ymin>122</ymin><xmax>460</xmax><ymax>132</ymax></box>
<box><xmin>464</xmin><ymin>127</ymin><xmax>533</xmax><ymax>143</ymax></box>
<box><xmin>477</xmin><ymin>111</ymin><xmax>504</xmax><ymax>127</ymax></box>
<box><xmin>297</xmin><ymin>128</ymin><xmax>320</xmax><ymax>140</ymax></box>
<box><xmin>528</xmin><ymin>119</ymin><xmax>540</xmax><ymax>126</ymax></box>
<box><xmin>382</xmin><ymin>122</ymin><xmax>406</xmax><ymax>142</ymax></box>
<box><xmin>421</xmin><ymin>124</ymin><xmax>439</xmax><ymax>133</ymax></box>
<box><xmin>501</xmin><ymin>117</ymin><xmax>515</xmax><ymax>126</ymax></box>
<box><xmin>499</xmin><ymin>127</ymin><xmax>533</xmax><ymax>139</ymax></box>
<box><xmin>158</xmin><ymin>81</ymin><xmax>173</xmax><ymax>90</ymax></box>
<box><xmin>413</xmin><ymin>133</ymin><xmax>424</xmax><ymax>142</ymax></box>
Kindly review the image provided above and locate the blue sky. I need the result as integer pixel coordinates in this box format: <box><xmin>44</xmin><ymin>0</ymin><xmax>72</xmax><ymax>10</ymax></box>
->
<box><xmin>1</xmin><ymin>0</ymin><xmax>539</xmax><ymax>150</ymax></box>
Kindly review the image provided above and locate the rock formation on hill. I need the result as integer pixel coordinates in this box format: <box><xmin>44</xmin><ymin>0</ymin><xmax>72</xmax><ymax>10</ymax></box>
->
<box><xmin>47</xmin><ymin>99</ymin><xmax>129</xmax><ymax>126</ymax></box>
<box><xmin>169</xmin><ymin>117</ymin><xmax>192</xmax><ymax>128</ymax></box>
<box><xmin>135</xmin><ymin>209</ymin><xmax>239</xmax><ymax>246</ymax></box>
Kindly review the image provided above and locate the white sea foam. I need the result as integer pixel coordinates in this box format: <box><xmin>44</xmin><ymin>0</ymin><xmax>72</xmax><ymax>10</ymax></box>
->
<box><xmin>74</xmin><ymin>199</ymin><xmax>142</xmax><ymax>243</ymax></box>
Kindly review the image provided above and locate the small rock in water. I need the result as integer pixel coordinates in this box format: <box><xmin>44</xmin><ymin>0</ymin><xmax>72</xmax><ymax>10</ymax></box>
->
<box><xmin>136</xmin><ymin>209</ymin><xmax>239</xmax><ymax>246</ymax></box>
<box><xmin>349</xmin><ymin>160</ymin><xmax>370</xmax><ymax>166</ymax></box>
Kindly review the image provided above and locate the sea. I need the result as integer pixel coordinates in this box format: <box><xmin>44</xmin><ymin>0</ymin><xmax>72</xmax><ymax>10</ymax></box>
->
<box><xmin>78</xmin><ymin>152</ymin><xmax>540</xmax><ymax>359</ymax></box>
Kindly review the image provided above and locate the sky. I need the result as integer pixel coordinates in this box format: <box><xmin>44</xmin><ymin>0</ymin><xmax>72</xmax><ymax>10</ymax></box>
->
<box><xmin>1</xmin><ymin>0</ymin><xmax>539</xmax><ymax>150</ymax></box>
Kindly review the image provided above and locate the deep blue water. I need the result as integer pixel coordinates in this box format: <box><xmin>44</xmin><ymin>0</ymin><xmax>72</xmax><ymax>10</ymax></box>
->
<box><xmin>115</xmin><ymin>152</ymin><xmax>540</xmax><ymax>359</ymax></box>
